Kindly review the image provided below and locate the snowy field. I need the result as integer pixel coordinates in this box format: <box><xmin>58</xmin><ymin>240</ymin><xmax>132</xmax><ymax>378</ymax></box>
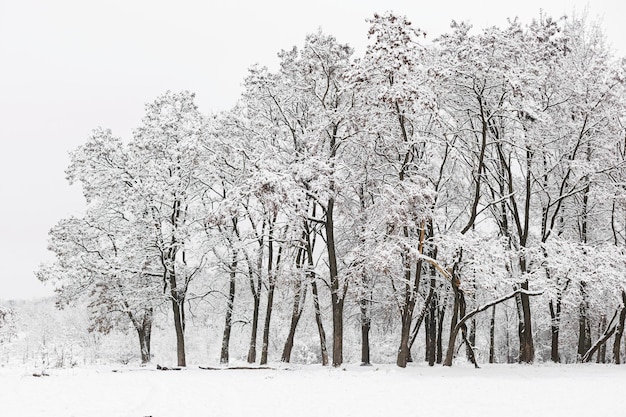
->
<box><xmin>1</xmin><ymin>363</ymin><xmax>624</xmax><ymax>417</ymax></box>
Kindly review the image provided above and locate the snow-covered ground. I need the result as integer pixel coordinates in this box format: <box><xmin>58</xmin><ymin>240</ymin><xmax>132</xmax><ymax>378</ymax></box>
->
<box><xmin>1</xmin><ymin>362</ymin><xmax>624</xmax><ymax>416</ymax></box>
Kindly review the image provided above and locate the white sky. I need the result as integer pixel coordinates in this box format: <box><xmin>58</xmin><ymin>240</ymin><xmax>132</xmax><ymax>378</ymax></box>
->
<box><xmin>1</xmin><ymin>0</ymin><xmax>624</xmax><ymax>300</ymax></box>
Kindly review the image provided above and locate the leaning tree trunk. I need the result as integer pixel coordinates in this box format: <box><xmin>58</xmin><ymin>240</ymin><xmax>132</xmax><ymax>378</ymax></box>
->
<box><xmin>613</xmin><ymin>291</ymin><xmax>626</xmax><ymax>364</ymax></box>
<box><xmin>407</xmin><ymin>275</ymin><xmax>436</xmax><ymax>361</ymax></box>
<box><xmin>467</xmin><ymin>318</ymin><xmax>476</xmax><ymax>362</ymax></box>
<box><xmin>597</xmin><ymin>315</ymin><xmax>608</xmax><ymax>363</ymax></box>
<box><xmin>281</xmin><ymin>269</ymin><xmax>307</xmax><ymax>363</ymax></box>
<box><xmin>311</xmin><ymin>278</ymin><xmax>329</xmax><ymax>366</ymax></box>
<box><xmin>444</xmin><ymin>288</ymin><xmax>543</xmax><ymax>367</ymax></box>
<box><xmin>397</xmin><ymin>225</ymin><xmax>426</xmax><ymax>368</ymax></box>
<box><xmin>582</xmin><ymin>308</ymin><xmax>619</xmax><ymax>363</ymax></box>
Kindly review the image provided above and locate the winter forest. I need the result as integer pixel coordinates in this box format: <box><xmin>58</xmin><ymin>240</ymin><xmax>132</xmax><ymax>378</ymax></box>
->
<box><xmin>5</xmin><ymin>12</ymin><xmax>626</xmax><ymax>373</ymax></box>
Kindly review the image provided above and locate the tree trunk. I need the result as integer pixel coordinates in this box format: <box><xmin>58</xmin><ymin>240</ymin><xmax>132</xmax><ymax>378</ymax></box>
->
<box><xmin>518</xmin><ymin>280</ymin><xmax>535</xmax><ymax>363</ymax></box>
<box><xmin>171</xmin><ymin>297</ymin><xmax>186</xmax><ymax>367</ymax></box>
<box><xmin>305</xmin><ymin>222</ymin><xmax>329</xmax><ymax>366</ymax></box>
<box><xmin>467</xmin><ymin>318</ymin><xmax>476</xmax><ymax>362</ymax></box>
<box><xmin>220</xmin><ymin>253</ymin><xmax>237</xmax><ymax>365</ymax></box>
<box><xmin>326</xmin><ymin>198</ymin><xmax>344</xmax><ymax>367</ymax></box>
<box><xmin>311</xmin><ymin>279</ymin><xmax>329</xmax><ymax>366</ymax></box>
<box><xmin>424</xmin><ymin>309</ymin><xmax>431</xmax><ymax>363</ymax></box>
<box><xmin>613</xmin><ymin>291</ymin><xmax>626</xmax><ymax>364</ymax></box>
<box><xmin>489</xmin><ymin>305</ymin><xmax>496</xmax><ymax>364</ymax></box>
<box><xmin>549</xmin><ymin>298</ymin><xmax>561</xmax><ymax>363</ymax></box>
<box><xmin>133</xmin><ymin>309</ymin><xmax>153</xmax><ymax>364</ymax></box>
<box><xmin>247</xmin><ymin>291</ymin><xmax>260</xmax><ymax>363</ymax></box>
<box><xmin>137</xmin><ymin>328</ymin><xmax>151</xmax><ymax>364</ymax></box>
<box><xmin>129</xmin><ymin>308</ymin><xmax>153</xmax><ymax>365</ymax></box>
<box><xmin>281</xmin><ymin>278</ymin><xmax>306</xmax><ymax>363</ymax></box>
<box><xmin>582</xmin><ymin>308</ymin><xmax>619</xmax><ymax>363</ymax></box>
<box><xmin>577</xmin><ymin>281</ymin><xmax>592</xmax><ymax>361</ymax></box>
<box><xmin>246</xmin><ymin>249</ymin><xmax>262</xmax><ymax>364</ymax></box>
<box><xmin>261</xmin><ymin>224</ymin><xmax>282</xmax><ymax>366</ymax></box>
<box><xmin>360</xmin><ymin>295</ymin><xmax>371</xmax><ymax>365</ymax></box>
<box><xmin>597</xmin><ymin>315</ymin><xmax>607</xmax><ymax>363</ymax></box>
<box><xmin>408</xmin><ymin>276</ymin><xmax>436</xmax><ymax>359</ymax></box>
<box><xmin>436</xmin><ymin>300</ymin><xmax>445</xmax><ymax>364</ymax></box>
<box><xmin>397</xmin><ymin>303</ymin><xmax>413</xmax><ymax>367</ymax></box>
<box><xmin>397</xmin><ymin>226</ymin><xmax>426</xmax><ymax>368</ymax></box>
<box><xmin>260</xmin><ymin>282</ymin><xmax>275</xmax><ymax>365</ymax></box>
<box><xmin>426</xmin><ymin>293</ymin><xmax>437</xmax><ymax>366</ymax></box>
<box><xmin>445</xmin><ymin>288</ymin><xmax>542</xmax><ymax>367</ymax></box>
<box><xmin>443</xmin><ymin>282</ymin><xmax>461</xmax><ymax>367</ymax></box>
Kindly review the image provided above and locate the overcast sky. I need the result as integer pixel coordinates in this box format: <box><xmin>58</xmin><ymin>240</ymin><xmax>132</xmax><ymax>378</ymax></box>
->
<box><xmin>0</xmin><ymin>0</ymin><xmax>623</xmax><ymax>300</ymax></box>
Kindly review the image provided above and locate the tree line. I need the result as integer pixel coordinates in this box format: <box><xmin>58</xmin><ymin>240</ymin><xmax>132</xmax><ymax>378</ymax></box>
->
<box><xmin>37</xmin><ymin>12</ymin><xmax>626</xmax><ymax>367</ymax></box>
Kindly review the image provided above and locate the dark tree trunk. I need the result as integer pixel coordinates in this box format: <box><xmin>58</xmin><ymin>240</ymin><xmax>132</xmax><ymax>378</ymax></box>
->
<box><xmin>311</xmin><ymin>279</ymin><xmax>329</xmax><ymax>366</ymax></box>
<box><xmin>445</xmin><ymin>288</ymin><xmax>541</xmax><ymax>367</ymax></box>
<box><xmin>305</xmin><ymin>220</ymin><xmax>329</xmax><ymax>366</ymax></box>
<box><xmin>613</xmin><ymin>291</ymin><xmax>626</xmax><ymax>364</ymax></box>
<box><xmin>582</xmin><ymin>308</ymin><xmax>619</xmax><ymax>363</ymax></box>
<box><xmin>171</xmin><ymin>296</ymin><xmax>186</xmax><ymax>367</ymax></box>
<box><xmin>132</xmin><ymin>309</ymin><xmax>153</xmax><ymax>364</ymax></box>
<box><xmin>444</xmin><ymin>279</ymin><xmax>462</xmax><ymax>367</ymax></box>
<box><xmin>457</xmin><ymin>288</ymin><xmax>478</xmax><ymax>368</ymax></box>
<box><xmin>164</xmin><ymin>252</ymin><xmax>186</xmax><ymax>367</ymax></box>
<box><xmin>220</xmin><ymin>253</ymin><xmax>237</xmax><ymax>365</ymax></box>
<box><xmin>281</xmin><ymin>274</ymin><xmax>307</xmax><ymax>363</ymax></box>
<box><xmin>549</xmin><ymin>298</ymin><xmax>561</xmax><ymax>363</ymax></box>
<box><xmin>518</xmin><ymin>280</ymin><xmax>535</xmax><ymax>363</ymax></box>
<box><xmin>467</xmin><ymin>318</ymin><xmax>476</xmax><ymax>362</ymax></box>
<box><xmin>426</xmin><ymin>293</ymin><xmax>437</xmax><ymax>366</ymax></box>
<box><xmin>246</xmin><ymin>249</ymin><xmax>262</xmax><ymax>364</ymax></box>
<box><xmin>397</xmin><ymin>226</ymin><xmax>426</xmax><ymax>368</ymax></box>
<box><xmin>489</xmin><ymin>305</ymin><xmax>496</xmax><ymax>364</ymax></box>
<box><xmin>597</xmin><ymin>315</ymin><xmax>607</xmax><ymax>363</ymax></box>
<box><xmin>360</xmin><ymin>295</ymin><xmax>371</xmax><ymax>366</ymax></box>
<box><xmin>577</xmin><ymin>282</ymin><xmax>592</xmax><ymax>361</ymax></box>
<box><xmin>137</xmin><ymin>328</ymin><xmax>151</xmax><ymax>364</ymax></box>
<box><xmin>260</xmin><ymin>282</ymin><xmax>275</xmax><ymax>365</ymax></box>
<box><xmin>247</xmin><ymin>291</ymin><xmax>260</xmax><ymax>363</ymax></box>
<box><xmin>326</xmin><ymin>198</ymin><xmax>345</xmax><ymax>367</ymax></box>
<box><xmin>261</xmin><ymin>224</ymin><xmax>282</xmax><ymax>366</ymax></box>
<box><xmin>578</xmin><ymin>167</ymin><xmax>592</xmax><ymax>362</ymax></box>
<box><xmin>397</xmin><ymin>302</ymin><xmax>413</xmax><ymax>367</ymax></box>
<box><xmin>407</xmin><ymin>277</ymin><xmax>436</xmax><ymax>361</ymax></box>
<box><xmin>436</xmin><ymin>300</ymin><xmax>445</xmax><ymax>364</ymax></box>
<box><xmin>424</xmin><ymin>309</ymin><xmax>431</xmax><ymax>363</ymax></box>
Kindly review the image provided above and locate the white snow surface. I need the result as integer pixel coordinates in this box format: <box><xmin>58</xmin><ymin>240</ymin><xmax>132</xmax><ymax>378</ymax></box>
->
<box><xmin>1</xmin><ymin>362</ymin><xmax>624</xmax><ymax>416</ymax></box>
